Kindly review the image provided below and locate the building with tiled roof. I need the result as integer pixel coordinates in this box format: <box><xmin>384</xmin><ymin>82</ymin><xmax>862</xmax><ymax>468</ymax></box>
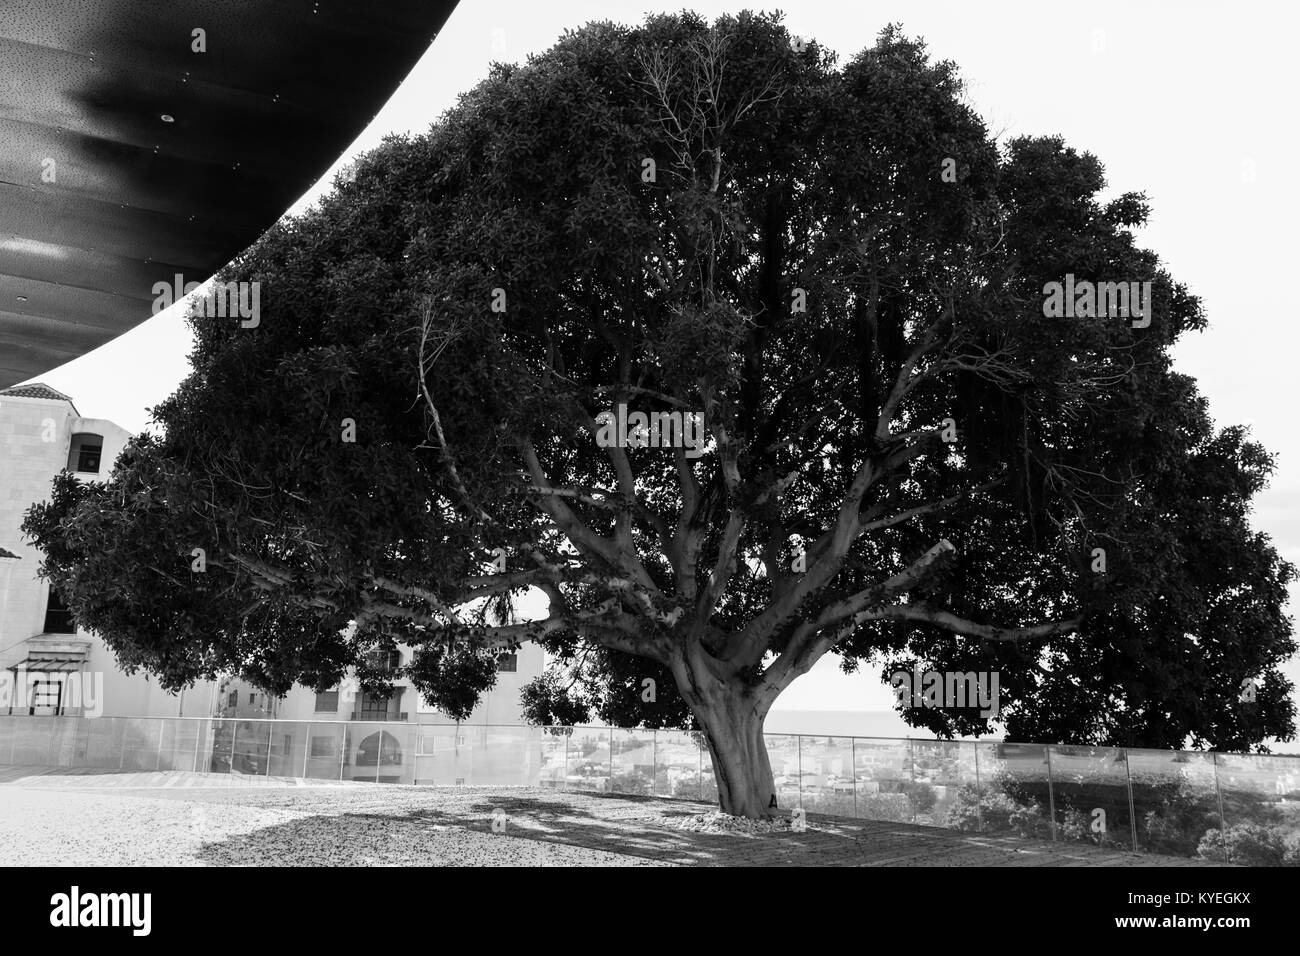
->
<box><xmin>0</xmin><ymin>383</ymin><xmax>77</xmax><ymax>406</ymax></box>
<box><xmin>1</xmin><ymin>385</ymin><xmax>537</xmax><ymax>767</ymax></box>
<box><xmin>0</xmin><ymin>385</ymin><xmax>208</xmax><ymax>719</ymax></box>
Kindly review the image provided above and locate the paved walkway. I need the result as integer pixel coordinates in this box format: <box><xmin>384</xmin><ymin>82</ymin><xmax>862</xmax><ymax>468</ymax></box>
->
<box><xmin>0</xmin><ymin>768</ymin><xmax>1222</xmax><ymax>866</ymax></box>
<box><xmin>0</xmin><ymin>765</ymin><xmax>349</xmax><ymax>788</ymax></box>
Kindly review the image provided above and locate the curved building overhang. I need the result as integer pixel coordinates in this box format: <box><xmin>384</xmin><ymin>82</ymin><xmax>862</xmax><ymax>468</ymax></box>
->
<box><xmin>0</xmin><ymin>0</ymin><xmax>459</xmax><ymax>388</ymax></box>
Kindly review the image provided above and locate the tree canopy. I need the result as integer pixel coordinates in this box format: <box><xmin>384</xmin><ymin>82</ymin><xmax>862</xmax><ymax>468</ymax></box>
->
<box><xmin>24</xmin><ymin>11</ymin><xmax>1295</xmax><ymax>816</ymax></box>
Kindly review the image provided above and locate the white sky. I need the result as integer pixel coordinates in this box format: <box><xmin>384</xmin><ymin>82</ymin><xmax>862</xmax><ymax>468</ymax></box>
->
<box><xmin>23</xmin><ymin>1</ymin><xmax>1300</xmax><ymax>741</ymax></box>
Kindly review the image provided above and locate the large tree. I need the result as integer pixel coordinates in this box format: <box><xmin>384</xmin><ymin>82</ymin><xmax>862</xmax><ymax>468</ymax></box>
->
<box><xmin>24</xmin><ymin>13</ymin><xmax>1295</xmax><ymax>818</ymax></box>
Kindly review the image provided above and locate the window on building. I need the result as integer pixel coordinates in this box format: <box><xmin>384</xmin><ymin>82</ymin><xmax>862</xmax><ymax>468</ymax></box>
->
<box><xmin>314</xmin><ymin>691</ymin><xmax>339</xmax><ymax>713</ymax></box>
<box><xmin>497</xmin><ymin>652</ymin><xmax>517</xmax><ymax>673</ymax></box>
<box><xmin>66</xmin><ymin>433</ymin><xmax>104</xmax><ymax>474</ymax></box>
<box><xmin>309</xmin><ymin>736</ymin><xmax>337</xmax><ymax>757</ymax></box>
<box><xmin>227</xmin><ymin>691</ymin><xmax>237</xmax><ymax>708</ymax></box>
<box><xmin>365</xmin><ymin>649</ymin><xmax>401</xmax><ymax>672</ymax></box>
<box><xmin>42</xmin><ymin>587</ymin><xmax>77</xmax><ymax>634</ymax></box>
<box><xmin>357</xmin><ymin>691</ymin><xmax>391</xmax><ymax>720</ymax></box>
<box><xmin>249</xmin><ymin>693</ymin><xmax>255</xmax><ymax>705</ymax></box>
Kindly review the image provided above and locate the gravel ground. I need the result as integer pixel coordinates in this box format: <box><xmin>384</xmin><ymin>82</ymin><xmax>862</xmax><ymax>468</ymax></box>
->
<box><xmin>0</xmin><ymin>770</ymin><xmax>1222</xmax><ymax>867</ymax></box>
<box><xmin>0</xmin><ymin>783</ymin><xmax>669</xmax><ymax>866</ymax></box>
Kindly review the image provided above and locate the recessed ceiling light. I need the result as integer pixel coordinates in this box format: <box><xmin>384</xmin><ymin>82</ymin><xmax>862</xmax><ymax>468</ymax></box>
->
<box><xmin>161</xmin><ymin>114</ymin><xmax>175</xmax><ymax>123</ymax></box>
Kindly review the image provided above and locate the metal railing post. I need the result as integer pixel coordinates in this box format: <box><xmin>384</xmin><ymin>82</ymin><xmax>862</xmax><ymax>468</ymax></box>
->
<box><xmin>973</xmin><ymin>742</ymin><xmax>983</xmax><ymax>833</ymax></box>
<box><xmin>698</xmin><ymin>735</ymin><xmax>703</xmax><ymax>801</ymax></box>
<box><xmin>302</xmin><ymin>723</ymin><xmax>310</xmax><ymax>779</ymax></box>
<box><xmin>265</xmin><ymin>723</ymin><xmax>273</xmax><ymax>777</ymax></box>
<box><xmin>563</xmin><ymin>729</ymin><xmax>570</xmax><ymax>793</ymax></box>
<box><xmin>797</xmin><ymin>735</ymin><xmax>803</xmax><ymax>808</ymax></box>
<box><xmin>907</xmin><ymin>737</ymin><xmax>915</xmax><ymax>823</ymax></box>
<box><xmin>851</xmin><ymin>736</ymin><xmax>858</xmax><ymax>819</ymax></box>
<box><xmin>1124</xmin><ymin>749</ymin><xmax>1137</xmax><ymax>851</ymax></box>
<box><xmin>1213</xmin><ymin>753</ymin><xmax>1229</xmax><ymax>863</ymax></box>
<box><xmin>608</xmin><ymin>726</ymin><xmax>614</xmax><ymax>793</ymax></box>
<box><xmin>66</xmin><ymin>715</ymin><xmax>77</xmax><ymax>765</ymax></box>
<box><xmin>230</xmin><ymin>722</ymin><xmax>238</xmax><ymax>777</ymax></box>
<box><xmin>652</xmin><ymin>730</ymin><xmax>658</xmax><ymax>797</ymax></box>
<box><xmin>1045</xmin><ymin>746</ymin><xmax>1058</xmax><ymax>842</ymax></box>
<box><xmin>192</xmin><ymin>719</ymin><xmax>203</xmax><ymax>773</ymax></box>
<box><xmin>155</xmin><ymin>719</ymin><xmax>164</xmax><ymax>771</ymax></box>
<box><xmin>338</xmin><ymin>723</ymin><xmax>346</xmax><ymax>781</ymax></box>
<box><xmin>66</xmin><ymin>716</ymin><xmax>80</xmax><ymax>769</ymax></box>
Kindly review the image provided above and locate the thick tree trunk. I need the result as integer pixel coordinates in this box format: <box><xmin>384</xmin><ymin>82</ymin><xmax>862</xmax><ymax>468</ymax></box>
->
<box><xmin>692</xmin><ymin>694</ymin><xmax>778</xmax><ymax>819</ymax></box>
<box><xmin>668</xmin><ymin>641</ymin><xmax>781</xmax><ymax>819</ymax></box>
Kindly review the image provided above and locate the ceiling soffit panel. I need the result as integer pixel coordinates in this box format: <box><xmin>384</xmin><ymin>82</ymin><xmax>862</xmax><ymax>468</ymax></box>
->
<box><xmin>0</xmin><ymin>0</ymin><xmax>459</xmax><ymax>389</ymax></box>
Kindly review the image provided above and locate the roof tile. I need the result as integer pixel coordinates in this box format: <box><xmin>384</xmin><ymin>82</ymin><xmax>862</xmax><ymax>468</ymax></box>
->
<box><xmin>0</xmin><ymin>383</ymin><xmax>74</xmax><ymax>403</ymax></box>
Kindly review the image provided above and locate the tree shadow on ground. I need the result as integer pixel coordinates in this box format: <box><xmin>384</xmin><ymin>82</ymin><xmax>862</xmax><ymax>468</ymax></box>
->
<box><xmin>186</xmin><ymin>788</ymin><xmax>1197</xmax><ymax>867</ymax></box>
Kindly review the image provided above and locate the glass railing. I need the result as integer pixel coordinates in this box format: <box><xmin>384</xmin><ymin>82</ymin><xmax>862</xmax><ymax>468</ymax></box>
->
<box><xmin>1</xmin><ymin>715</ymin><xmax>1296</xmax><ymax>864</ymax></box>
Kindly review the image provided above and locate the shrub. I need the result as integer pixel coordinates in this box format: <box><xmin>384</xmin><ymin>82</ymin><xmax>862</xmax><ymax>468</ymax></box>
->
<box><xmin>1197</xmin><ymin>823</ymin><xmax>1288</xmax><ymax>866</ymax></box>
<box><xmin>609</xmin><ymin>770</ymin><xmax>653</xmax><ymax>796</ymax></box>
<box><xmin>1283</xmin><ymin>830</ymin><xmax>1300</xmax><ymax>866</ymax></box>
<box><xmin>857</xmin><ymin>792</ymin><xmax>912</xmax><ymax>823</ymax></box>
<box><xmin>944</xmin><ymin>783</ymin><xmax>1051</xmax><ymax>839</ymax></box>
<box><xmin>901</xmin><ymin>781</ymin><xmax>937</xmax><ymax>814</ymax></box>
<box><xmin>672</xmin><ymin>772</ymin><xmax>719</xmax><ymax>804</ymax></box>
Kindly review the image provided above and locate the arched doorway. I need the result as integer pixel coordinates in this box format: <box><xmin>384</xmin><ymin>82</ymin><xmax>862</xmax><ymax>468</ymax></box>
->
<box><xmin>356</xmin><ymin>731</ymin><xmax>402</xmax><ymax>768</ymax></box>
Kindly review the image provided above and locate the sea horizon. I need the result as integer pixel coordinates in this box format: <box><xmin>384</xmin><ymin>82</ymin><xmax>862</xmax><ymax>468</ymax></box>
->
<box><xmin>764</xmin><ymin>708</ymin><xmax>949</xmax><ymax>740</ymax></box>
<box><xmin>764</xmin><ymin>708</ymin><xmax>1300</xmax><ymax>755</ymax></box>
